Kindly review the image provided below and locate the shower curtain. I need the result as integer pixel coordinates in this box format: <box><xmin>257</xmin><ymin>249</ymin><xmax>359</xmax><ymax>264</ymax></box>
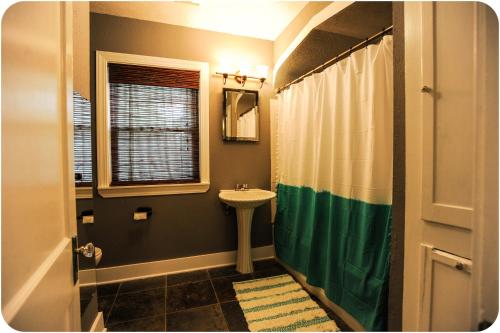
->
<box><xmin>275</xmin><ymin>36</ymin><xmax>393</xmax><ymax>331</ymax></box>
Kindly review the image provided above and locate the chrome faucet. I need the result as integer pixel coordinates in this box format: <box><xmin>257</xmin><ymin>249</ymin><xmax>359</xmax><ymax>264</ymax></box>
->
<box><xmin>235</xmin><ymin>183</ymin><xmax>249</xmax><ymax>191</ymax></box>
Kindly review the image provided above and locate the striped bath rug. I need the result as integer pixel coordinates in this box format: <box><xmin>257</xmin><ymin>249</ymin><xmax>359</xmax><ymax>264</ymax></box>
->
<box><xmin>233</xmin><ymin>274</ymin><xmax>339</xmax><ymax>332</ymax></box>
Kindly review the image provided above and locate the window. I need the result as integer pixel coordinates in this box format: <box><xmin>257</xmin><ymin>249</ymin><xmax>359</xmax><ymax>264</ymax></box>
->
<box><xmin>73</xmin><ymin>91</ymin><xmax>92</xmax><ymax>198</ymax></box>
<box><xmin>96</xmin><ymin>52</ymin><xmax>209</xmax><ymax>197</ymax></box>
<box><xmin>109</xmin><ymin>63</ymin><xmax>200</xmax><ymax>185</ymax></box>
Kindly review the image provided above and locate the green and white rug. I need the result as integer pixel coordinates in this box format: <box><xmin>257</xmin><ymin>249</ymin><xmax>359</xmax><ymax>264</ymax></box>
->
<box><xmin>233</xmin><ymin>274</ymin><xmax>339</xmax><ymax>332</ymax></box>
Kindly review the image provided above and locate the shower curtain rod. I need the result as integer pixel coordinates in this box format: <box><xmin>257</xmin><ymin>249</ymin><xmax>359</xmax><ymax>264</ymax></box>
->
<box><xmin>276</xmin><ymin>25</ymin><xmax>394</xmax><ymax>94</ymax></box>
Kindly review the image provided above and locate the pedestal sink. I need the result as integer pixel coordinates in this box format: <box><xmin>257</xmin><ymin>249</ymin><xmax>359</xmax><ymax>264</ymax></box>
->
<box><xmin>219</xmin><ymin>189</ymin><xmax>276</xmax><ymax>273</ymax></box>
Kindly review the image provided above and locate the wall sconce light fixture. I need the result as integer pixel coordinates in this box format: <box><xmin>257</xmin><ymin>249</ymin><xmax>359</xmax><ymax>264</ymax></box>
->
<box><xmin>233</xmin><ymin>71</ymin><xmax>248</xmax><ymax>87</ymax></box>
<box><xmin>222</xmin><ymin>72</ymin><xmax>229</xmax><ymax>84</ymax></box>
<box><xmin>216</xmin><ymin>65</ymin><xmax>268</xmax><ymax>89</ymax></box>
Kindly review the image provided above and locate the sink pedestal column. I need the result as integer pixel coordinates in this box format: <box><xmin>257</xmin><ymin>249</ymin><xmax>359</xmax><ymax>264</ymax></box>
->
<box><xmin>236</xmin><ymin>207</ymin><xmax>255</xmax><ymax>274</ymax></box>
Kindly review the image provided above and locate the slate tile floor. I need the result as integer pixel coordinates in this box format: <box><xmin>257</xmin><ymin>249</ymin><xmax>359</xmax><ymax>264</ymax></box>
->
<box><xmin>97</xmin><ymin>259</ymin><xmax>352</xmax><ymax>331</ymax></box>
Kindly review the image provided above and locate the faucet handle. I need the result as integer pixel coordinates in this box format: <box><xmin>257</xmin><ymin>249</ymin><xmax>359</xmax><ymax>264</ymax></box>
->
<box><xmin>235</xmin><ymin>184</ymin><xmax>248</xmax><ymax>191</ymax></box>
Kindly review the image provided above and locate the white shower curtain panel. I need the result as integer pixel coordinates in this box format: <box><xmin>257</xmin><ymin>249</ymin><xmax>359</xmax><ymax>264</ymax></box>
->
<box><xmin>274</xmin><ymin>35</ymin><xmax>393</xmax><ymax>331</ymax></box>
<box><xmin>277</xmin><ymin>36</ymin><xmax>393</xmax><ymax>204</ymax></box>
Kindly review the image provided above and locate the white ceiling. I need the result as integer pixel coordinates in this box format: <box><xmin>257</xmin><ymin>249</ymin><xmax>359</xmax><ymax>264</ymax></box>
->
<box><xmin>90</xmin><ymin>1</ymin><xmax>309</xmax><ymax>41</ymax></box>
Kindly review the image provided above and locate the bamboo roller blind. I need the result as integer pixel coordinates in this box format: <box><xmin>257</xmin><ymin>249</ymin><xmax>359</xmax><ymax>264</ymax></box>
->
<box><xmin>108</xmin><ymin>63</ymin><xmax>201</xmax><ymax>185</ymax></box>
<box><xmin>73</xmin><ymin>91</ymin><xmax>92</xmax><ymax>186</ymax></box>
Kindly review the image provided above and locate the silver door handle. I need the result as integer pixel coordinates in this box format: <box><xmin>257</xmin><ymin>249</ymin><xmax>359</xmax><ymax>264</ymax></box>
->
<box><xmin>74</xmin><ymin>242</ymin><xmax>95</xmax><ymax>258</ymax></box>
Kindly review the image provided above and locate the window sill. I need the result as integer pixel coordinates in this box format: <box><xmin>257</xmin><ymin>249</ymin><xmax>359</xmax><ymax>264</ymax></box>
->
<box><xmin>97</xmin><ymin>182</ymin><xmax>210</xmax><ymax>198</ymax></box>
<box><xmin>76</xmin><ymin>187</ymin><xmax>93</xmax><ymax>199</ymax></box>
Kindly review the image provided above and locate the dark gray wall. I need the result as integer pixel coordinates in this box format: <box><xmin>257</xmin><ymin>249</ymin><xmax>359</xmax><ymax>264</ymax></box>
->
<box><xmin>88</xmin><ymin>13</ymin><xmax>274</xmax><ymax>267</ymax></box>
<box><xmin>76</xmin><ymin>198</ymin><xmax>95</xmax><ymax>270</ymax></box>
<box><xmin>388</xmin><ymin>2</ymin><xmax>405</xmax><ymax>331</ymax></box>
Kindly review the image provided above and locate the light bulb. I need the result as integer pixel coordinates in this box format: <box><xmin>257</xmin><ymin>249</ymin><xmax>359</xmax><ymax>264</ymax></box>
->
<box><xmin>256</xmin><ymin>65</ymin><xmax>269</xmax><ymax>79</ymax></box>
<box><xmin>239</xmin><ymin>63</ymin><xmax>251</xmax><ymax>77</ymax></box>
<box><xmin>217</xmin><ymin>63</ymin><xmax>232</xmax><ymax>74</ymax></box>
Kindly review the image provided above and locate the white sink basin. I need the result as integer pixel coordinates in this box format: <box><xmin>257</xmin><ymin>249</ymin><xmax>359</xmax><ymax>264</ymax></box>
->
<box><xmin>219</xmin><ymin>189</ymin><xmax>276</xmax><ymax>209</ymax></box>
<box><xmin>219</xmin><ymin>189</ymin><xmax>276</xmax><ymax>273</ymax></box>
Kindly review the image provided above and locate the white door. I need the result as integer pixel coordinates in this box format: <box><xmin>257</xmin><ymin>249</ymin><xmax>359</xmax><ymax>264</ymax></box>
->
<box><xmin>1</xmin><ymin>2</ymin><xmax>81</xmax><ymax>330</ymax></box>
<box><xmin>403</xmin><ymin>2</ymin><xmax>498</xmax><ymax>331</ymax></box>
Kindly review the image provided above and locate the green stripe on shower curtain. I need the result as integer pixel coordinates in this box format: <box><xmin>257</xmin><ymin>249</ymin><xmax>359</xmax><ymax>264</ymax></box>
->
<box><xmin>274</xmin><ymin>184</ymin><xmax>391</xmax><ymax>331</ymax></box>
<box><xmin>275</xmin><ymin>36</ymin><xmax>393</xmax><ymax>331</ymax></box>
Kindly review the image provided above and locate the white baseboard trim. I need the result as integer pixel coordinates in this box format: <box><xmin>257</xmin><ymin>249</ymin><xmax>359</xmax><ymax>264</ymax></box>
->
<box><xmin>79</xmin><ymin>269</ymin><xmax>97</xmax><ymax>286</ymax></box>
<box><xmin>275</xmin><ymin>257</ymin><xmax>365</xmax><ymax>332</ymax></box>
<box><xmin>89</xmin><ymin>311</ymin><xmax>105</xmax><ymax>332</ymax></box>
<box><xmin>81</xmin><ymin>245</ymin><xmax>275</xmax><ymax>285</ymax></box>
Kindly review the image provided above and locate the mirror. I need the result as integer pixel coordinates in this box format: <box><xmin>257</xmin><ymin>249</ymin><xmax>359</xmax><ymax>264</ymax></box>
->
<box><xmin>73</xmin><ymin>90</ymin><xmax>98</xmax><ymax>331</ymax></box>
<box><xmin>222</xmin><ymin>88</ymin><xmax>259</xmax><ymax>141</ymax></box>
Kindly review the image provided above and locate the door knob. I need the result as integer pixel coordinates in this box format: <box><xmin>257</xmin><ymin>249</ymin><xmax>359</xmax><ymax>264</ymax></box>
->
<box><xmin>74</xmin><ymin>242</ymin><xmax>95</xmax><ymax>258</ymax></box>
<box><xmin>455</xmin><ymin>262</ymin><xmax>464</xmax><ymax>270</ymax></box>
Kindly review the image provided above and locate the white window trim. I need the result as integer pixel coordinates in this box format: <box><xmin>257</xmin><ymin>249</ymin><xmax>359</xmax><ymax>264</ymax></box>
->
<box><xmin>76</xmin><ymin>186</ymin><xmax>93</xmax><ymax>199</ymax></box>
<box><xmin>96</xmin><ymin>51</ymin><xmax>210</xmax><ymax>198</ymax></box>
